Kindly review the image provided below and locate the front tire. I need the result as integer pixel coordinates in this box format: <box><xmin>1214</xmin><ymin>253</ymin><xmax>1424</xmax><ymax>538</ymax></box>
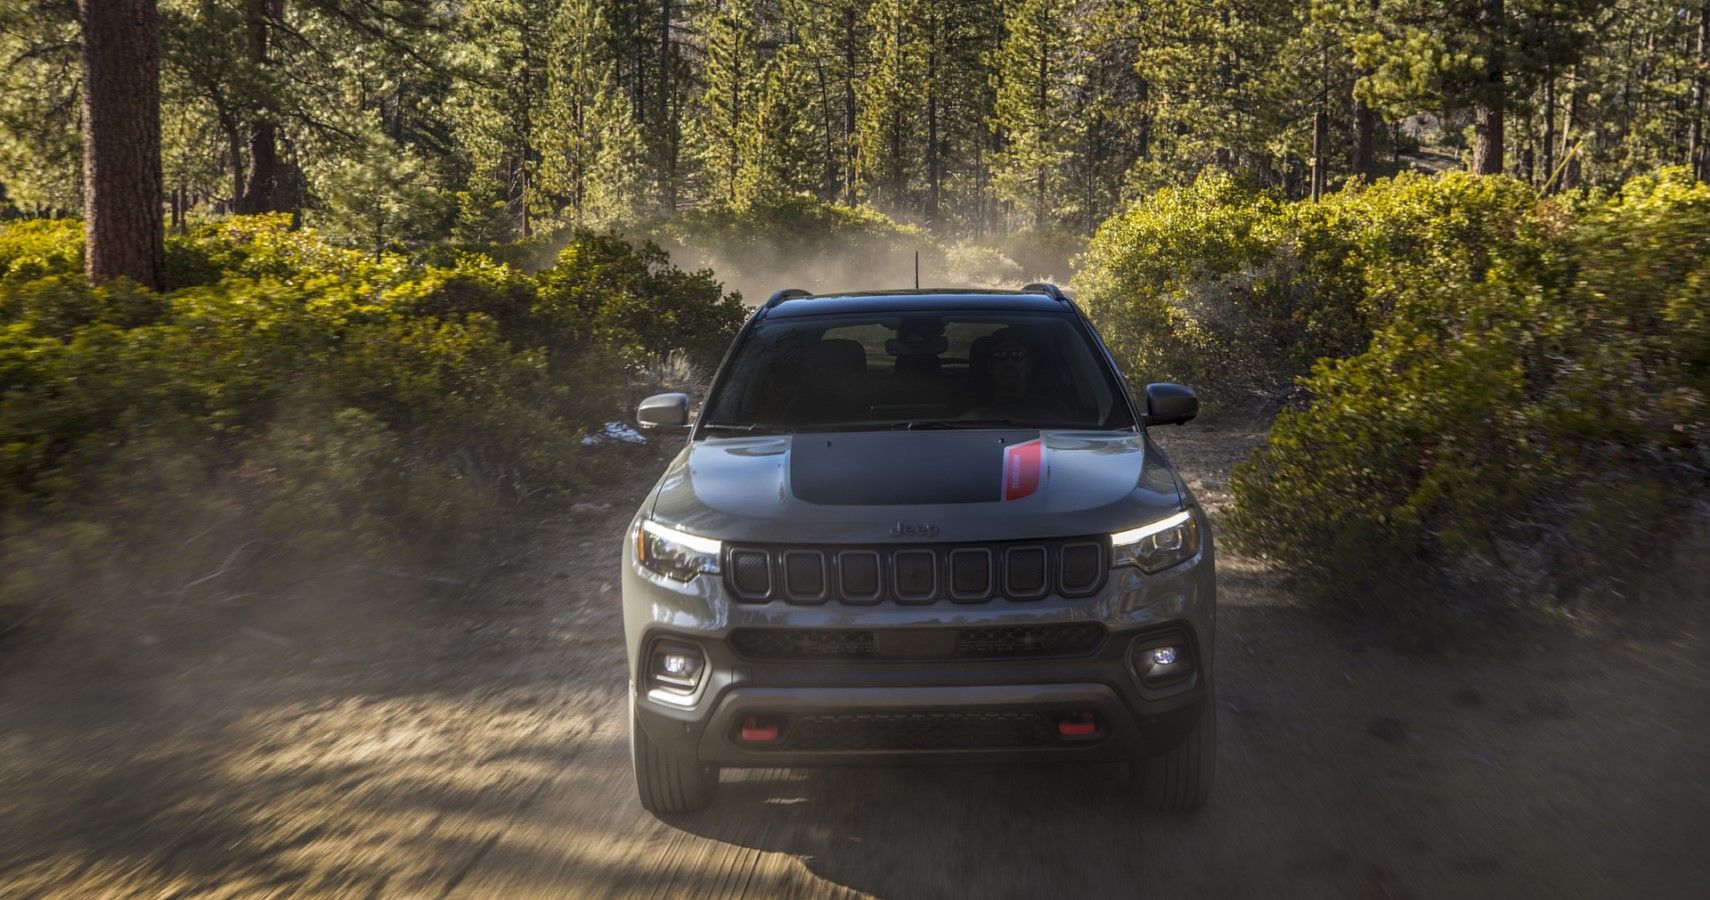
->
<box><xmin>1132</xmin><ymin>689</ymin><xmax>1217</xmax><ymax>811</ymax></box>
<box><xmin>630</xmin><ymin>694</ymin><xmax>718</xmax><ymax>813</ymax></box>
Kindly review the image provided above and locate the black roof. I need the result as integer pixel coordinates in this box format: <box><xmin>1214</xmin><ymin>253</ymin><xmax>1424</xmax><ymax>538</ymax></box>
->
<box><xmin>760</xmin><ymin>287</ymin><xmax>1073</xmax><ymax>319</ymax></box>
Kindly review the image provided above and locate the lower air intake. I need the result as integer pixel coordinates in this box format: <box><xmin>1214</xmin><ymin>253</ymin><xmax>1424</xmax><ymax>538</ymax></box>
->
<box><xmin>776</xmin><ymin>711</ymin><xmax>1059</xmax><ymax>752</ymax></box>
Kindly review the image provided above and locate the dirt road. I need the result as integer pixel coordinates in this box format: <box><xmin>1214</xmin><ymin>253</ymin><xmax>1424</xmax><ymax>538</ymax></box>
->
<box><xmin>1</xmin><ymin>426</ymin><xmax>1705</xmax><ymax>898</ymax></box>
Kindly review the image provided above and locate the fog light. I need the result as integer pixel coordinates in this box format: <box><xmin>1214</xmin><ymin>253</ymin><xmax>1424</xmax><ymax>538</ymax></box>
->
<box><xmin>1133</xmin><ymin>637</ymin><xmax>1193</xmax><ymax>689</ymax></box>
<box><xmin>648</xmin><ymin>640</ymin><xmax>705</xmax><ymax>696</ymax></box>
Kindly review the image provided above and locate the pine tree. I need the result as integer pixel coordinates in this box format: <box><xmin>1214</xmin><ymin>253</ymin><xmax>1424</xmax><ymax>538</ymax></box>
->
<box><xmin>737</xmin><ymin>41</ymin><xmax>822</xmax><ymax>208</ymax></box>
<box><xmin>698</xmin><ymin>0</ymin><xmax>765</xmax><ymax>207</ymax></box>
<box><xmin>540</xmin><ymin>0</ymin><xmax>614</xmax><ymax>226</ymax></box>
<box><xmin>450</xmin><ymin>0</ymin><xmax>559</xmax><ymax>236</ymax></box>
<box><xmin>855</xmin><ymin>0</ymin><xmax>922</xmax><ymax>212</ymax></box>
<box><xmin>989</xmin><ymin>0</ymin><xmax>1072</xmax><ymax>231</ymax></box>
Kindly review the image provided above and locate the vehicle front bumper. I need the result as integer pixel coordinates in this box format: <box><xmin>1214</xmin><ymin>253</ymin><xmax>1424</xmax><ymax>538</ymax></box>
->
<box><xmin>622</xmin><ymin>526</ymin><xmax>1216</xmax><ymax>768</ymax></box>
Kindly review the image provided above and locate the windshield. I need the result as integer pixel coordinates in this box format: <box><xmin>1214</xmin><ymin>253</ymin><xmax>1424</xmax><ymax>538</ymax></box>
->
<box><xmin>701</xmin><ymin>311</ymin><xmax>1135</xmax><ymax>432</ymax></box>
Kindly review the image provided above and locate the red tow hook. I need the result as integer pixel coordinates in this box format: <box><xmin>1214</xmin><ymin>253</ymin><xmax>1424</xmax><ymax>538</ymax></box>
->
<box><xmin>739</xmin><ymin>716</ymin><xmax>780</xmax><ymax>743</ymax></box>
<box><xmin>1057</xmin><ymin>712</ymin><xmax>1099</xmax><ymax>738</ymax></box>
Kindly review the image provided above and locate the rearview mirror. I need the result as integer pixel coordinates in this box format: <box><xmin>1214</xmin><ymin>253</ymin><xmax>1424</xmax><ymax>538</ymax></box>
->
<box><xmin>1144</xmin><ymin>383</ymin><xmax>1198</xmax><ymax>426</ymax></box>
<box><xmin>637</xmin><ymin>392</ymin><xmax>691</xmax><ymax>428</ymax></box>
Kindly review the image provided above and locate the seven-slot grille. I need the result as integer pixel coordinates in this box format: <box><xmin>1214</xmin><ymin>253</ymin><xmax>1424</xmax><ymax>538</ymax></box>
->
<box><xmin>724</xmin><ymin>537</ymin><xmax>1107</xmax><ymax>604</ymax></box>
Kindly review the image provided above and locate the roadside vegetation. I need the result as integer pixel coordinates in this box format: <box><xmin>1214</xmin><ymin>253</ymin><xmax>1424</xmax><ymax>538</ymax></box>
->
<box><xmin>0</xmin><ymin>216</ymin><xmax>742</xmax><ymax>628</ymax></box>
<box><xmin>1081</xmin><ymin>170</ymin><xmax>1709</xmax><ymax>637</ymax></box>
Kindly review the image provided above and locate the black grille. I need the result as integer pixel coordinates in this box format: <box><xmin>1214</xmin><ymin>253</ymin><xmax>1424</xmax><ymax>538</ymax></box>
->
<box><xmin>731</xmin><ymin>550</ymin><xmax>771</xmax><ymax>597</ymax></box>
<box><xmin>725</xmin><ymin>536</ymin><xmax>1108</xmax><ymax>605</ymax></box>
<box><xmin>838</xmin><ymin>551</ymin><xmax>881</xmax><ymax>603</ymax></box>
<box><xmin>782</xmin><ymin>551</ymin><xmax>828</xmax><ymax>602</ymax></box>
<box><xmin>1005</xmin><ymin>547</ymin><xmax>1048</xmax><ymax>599</ymax></box>
<box><xmin>728</xmin><ymin>623</ymin><xmax>1105</xmax><ymax>661</ymax></box>
<box><xmin>775</xmin><ymin>711</ymin><xmax>1057</xmax><ymax>752</ymax></box>
<box><xmin>893</xmin><ymin>550</ymin><xmax>937</xmax><ymax>602</ymax></box>
<box><xmin>1059</xmin><ymin>543</ymin><xmax>1103</xmax><ymax>596</ymax></box>
<box><xmin>956</xmin><ymin>622</ymin><xmax>1106</xmax><ymax>657</ymax></box>
<box><xmin>729</xmin><ymin>629</ymin><xmax>876</xmax><ymax>660</ymax></box>
<box><xmin>949</xmin><ymin>548</ymin><xmax>992</xmax><ymax>601</ymax></box>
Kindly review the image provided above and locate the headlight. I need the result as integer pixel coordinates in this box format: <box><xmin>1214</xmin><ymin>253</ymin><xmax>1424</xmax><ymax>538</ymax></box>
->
<box><xmin>1111</xmin><ymin>509</ymin><xmax>1199</xmax><ymax>573</ymax></box>
<box><xmin>636</xmin><ymin>519</ymin><xmax>721</xmax><ymax>582</ymax></box>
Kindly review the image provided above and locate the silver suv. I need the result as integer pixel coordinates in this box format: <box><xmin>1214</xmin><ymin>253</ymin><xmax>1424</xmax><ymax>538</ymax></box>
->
<box><xmin>622</xmin><ymin>285</ymin><xmax>1215</xmax><ymax>812</ymax></box>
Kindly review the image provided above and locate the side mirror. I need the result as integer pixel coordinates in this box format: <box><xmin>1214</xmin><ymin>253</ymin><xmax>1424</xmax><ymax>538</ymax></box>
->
<box><xmin>637</xmin><ymin>392</ymin><xmax>691</xmax><ymax>429</ymax></box>
<box><xmin>1144</xmin><ymin>383</ymin><xmax>1198</xmax><ymax>426</ymax></box>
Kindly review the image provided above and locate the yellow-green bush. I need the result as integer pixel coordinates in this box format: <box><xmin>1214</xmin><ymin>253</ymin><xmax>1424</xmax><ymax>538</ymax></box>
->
<box><xmin>1076</xmin><ymin>172</ymin><xmax>1549</xmax><ymax>407</ymax></box>
<box><xmin>1226</xmin><ymin>170</ymin><xmax>1709</xmax><ymax>631</ymax></box>
<box><xmin>0</xmin><ymin>215</ymin><xmax>744</xmax><ymax>623</ymax></box>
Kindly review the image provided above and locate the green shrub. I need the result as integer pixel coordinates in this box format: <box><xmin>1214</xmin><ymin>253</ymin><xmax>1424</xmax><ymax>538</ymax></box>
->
<box><xmin>1227</xmin><ymin>169</ymin><xmax>1710</xmax><ymax>631</ymax></box>
<box><xmin>0</xmin><ymin>214</ymin><xmax>743</xmax><ymax>626</ymax></box>
<box><xmin>1076</xmin><ymin>171</ymin><xmax>1554</xmax><ymax>408</ymax></box>
<box><xmin>0</xmin><ymin>218</ymin><xmax>81</xmax><ymax>281</ymax></box>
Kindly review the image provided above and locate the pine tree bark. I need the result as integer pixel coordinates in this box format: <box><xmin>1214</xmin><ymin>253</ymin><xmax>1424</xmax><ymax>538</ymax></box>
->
<box><xmin>1350</xmin><ymin>97</ymin><xmax>1373</xmax><ymax>180</ymax></box>
<box><xmin>238</xmin><ymin>0</ymin><xmax>296</xmax><ymax>214</ymax></box>
<box><xmin>1540</xmin><ymin>74</ymin><xmax>1557</xmax><ymax>191</ymax></box>
<box><xmin>1691</xmin><ymin>2</ymin><xmax>1708</xmax><ymax>181</ymax></box>
<box><xmin>80</xmin><ymin>0</ymin><xmax>165</xmax><ymax>291</ymax></box>
<box><xmin>658</xmin><ymin>0</ymin><xmax>677</xmax><ymax>213</ymax></box>
<box><xmin>1470</xmin><ymin>0</ymin><xmax>1506</xmax><ymax>175</ymax></box>
<box><xmin>843</xmin><ymin>8</ymin><xmax>858</xmax><ymax>205</ymax></box>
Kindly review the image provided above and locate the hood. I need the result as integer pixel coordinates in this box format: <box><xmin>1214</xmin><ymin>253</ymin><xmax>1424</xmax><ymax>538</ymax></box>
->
<box><xmin>649</xmin><ymin>429</ymin><xmax>1185</xmax><ymax>544</ymax></box>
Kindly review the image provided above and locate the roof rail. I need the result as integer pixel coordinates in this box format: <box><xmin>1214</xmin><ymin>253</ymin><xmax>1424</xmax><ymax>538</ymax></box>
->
<box><xmin>763</xmin><ymin>288</ymin><xmax>813</xmax><ymax>309</ymax></box>
<box><xmin>1022</xmin><ymin>282</ymin><xmax>1070</xmax><ymax>304</ymax></box>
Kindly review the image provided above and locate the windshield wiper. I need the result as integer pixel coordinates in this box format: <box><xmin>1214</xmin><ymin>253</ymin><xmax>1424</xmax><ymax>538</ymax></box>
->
<box><xmin>894</xmin><ymin>418</ymin><xmax>1019</xmax><ymax>430</ymax></box>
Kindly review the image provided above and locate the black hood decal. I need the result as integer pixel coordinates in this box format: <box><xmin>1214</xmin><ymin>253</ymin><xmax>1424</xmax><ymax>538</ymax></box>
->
<box><xmin>789</xmin><ymin>430</ymin><xmax>1040</xmax><ymax>505</ymax></box>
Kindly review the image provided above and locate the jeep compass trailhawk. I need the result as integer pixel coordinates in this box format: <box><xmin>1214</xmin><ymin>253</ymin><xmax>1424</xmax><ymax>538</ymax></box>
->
<box><xmin>622</xmin><ymin>284</ymin><xmax>1215</xmax><ymax>813</ymax></box>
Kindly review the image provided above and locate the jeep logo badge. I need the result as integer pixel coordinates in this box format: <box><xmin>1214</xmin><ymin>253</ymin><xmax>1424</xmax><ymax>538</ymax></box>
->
<box><xmin>888</xmin><ymin>522</ymin><xmax>940</xmax><ymax>539</ymax></box>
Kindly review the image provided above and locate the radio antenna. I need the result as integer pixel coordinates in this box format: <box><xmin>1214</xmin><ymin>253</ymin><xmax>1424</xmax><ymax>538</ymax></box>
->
<box><xmin>914</xmin><ymin>251</ymin><xmax>920</xmax><ymax>289</ymax></box>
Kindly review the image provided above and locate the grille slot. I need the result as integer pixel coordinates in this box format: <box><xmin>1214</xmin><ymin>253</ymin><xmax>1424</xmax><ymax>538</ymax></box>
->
<box><xmin>774</xmin><ymin>711</ymin><xmax>1058</xmax><ymax>752</ymax></box>
<box><xmin>781</xmin><ymin>550</ymin><xmax>828</xmax><ymax>603</ymax></box>
<box><xmin>1004</xmin><ymin>546</ymin><xmax>1049</xmax><ymax>600</ymax></box>
<box><xmin>730</xmin><ymin>549</ymin><xmax>771</xmax><ymax>600</ymax></box>
<box><xmin>892</xmin><ymin>550</ymin><xmax>938</xmax><ymax>603</ymax></box>
<box><xmin>949</xmin><ymin>548</ymin><xmax>993</xmax><ymax>601</ymax></box>
<box><xmin>1058</xmin><ymin>542</ymin><xmax>1103</xmax><ymax>596</ymax></box>
<box><xmin>837</xmin><ymin>550</ymin><xmax>882</xmax><ymax>603</ymax></box>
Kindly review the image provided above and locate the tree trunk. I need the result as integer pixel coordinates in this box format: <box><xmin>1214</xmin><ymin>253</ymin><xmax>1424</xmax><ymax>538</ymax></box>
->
<box><xmin>1035</xmin><ymin>34</ymin><xmax>1048</xmax><ymax>230</ymax></box>
<box><xmin>1311</xmin><ymin>107</ymin><xmax>1326</xmax><ymax>201</ymax></box>
<box><xmin>843</xmin><ymin>7</ymin><xmax>857</xmax><ymax>205</ymax></box>
<box><xmin>1691</xmin><ymin>2</ymin><xmax>1708</xmax><ymax>181</ymax></box>
<box><xmin>1349</xmin><ymin>0</ymin><xmax>1376</xmax><ymax>180</ymax></box>
<box><xmin>1471</xmin><ymin>0</ymin><xmax>1506</xmax><ymax>175</ymax></box>
<box><xmin>1540</xmin><ymin>74</ymin><xmax>1556</xmax><ymax>191</ymax></box>
<box><xmin>658</xmin><ymin>0</ymin><xmax>676</xmax><ymax>213</ymax></box>
<box><xmin>80</xmin><ymin>0</ymin><xmax>165</xmax><ymax>290</ymax></box>
<box><xmin>1559</xmin><ymin>68</ymin><xmax>1582</xmax><ymax>191</ymax></box>
<box><xmin>926</xmin><ymin>23</ymin><xmax>940</xmax><ymax>227</ymax></box>
<box><xmin>1350</xmin><ymin>97</ymin><xmax>1373</xmax><ymax>180</ymax></box>
<box><xmin>818</xmin><ymin>59</ymin><xmax>835</xmax><ymax>200</ymax></box>
<box><xmin>238</xmin><ymin>0</ymin><xmax>296</xmax><ymax>213</ymax></box>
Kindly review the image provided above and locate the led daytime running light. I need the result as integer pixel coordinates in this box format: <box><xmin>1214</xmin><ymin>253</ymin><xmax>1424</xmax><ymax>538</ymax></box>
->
<box><xmin>1110</xmin><ymin>509</ymin><xmax>1192</xmax><ymax>546</ymax></box>
<box><xmin>640</xmin><ymin>519</ymin><xmax>722</xmax><ymax>556</ymax></box>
